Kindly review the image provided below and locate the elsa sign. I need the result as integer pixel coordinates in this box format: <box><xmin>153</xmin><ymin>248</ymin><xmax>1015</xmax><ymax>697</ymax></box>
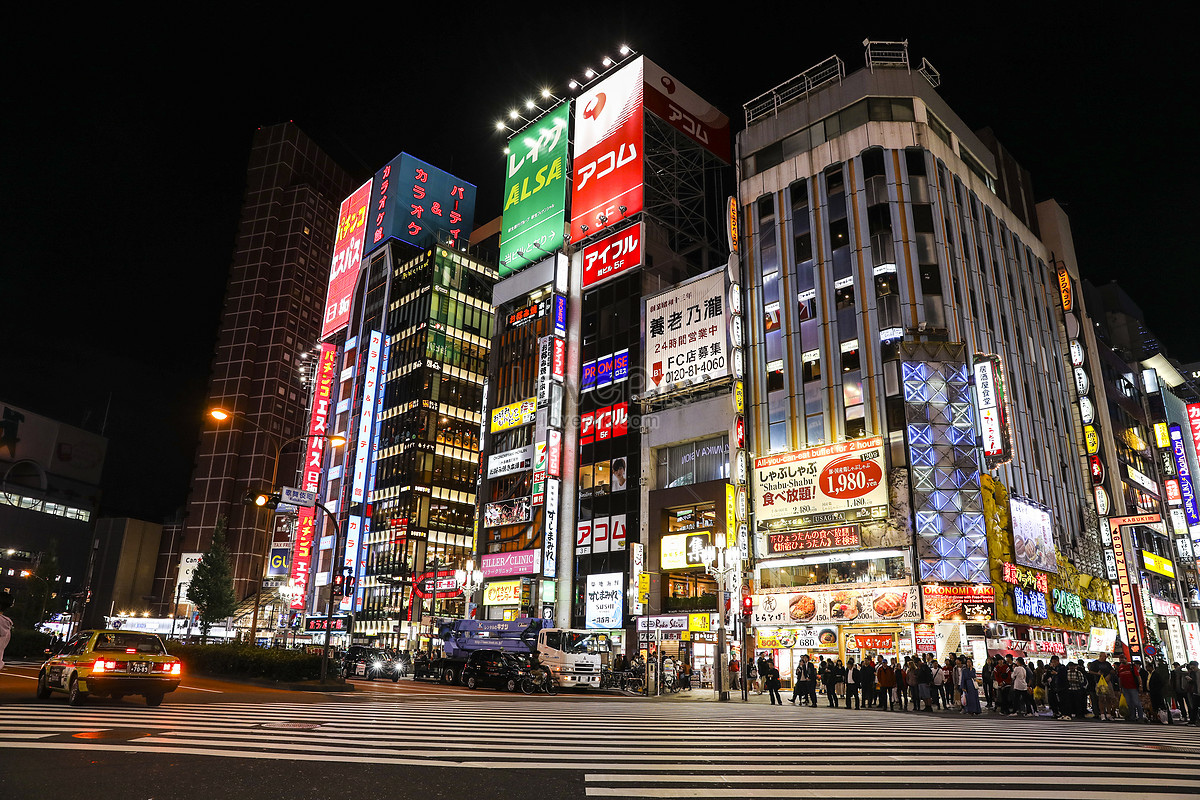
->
<box><xmin>585</xmin><ymin>572</ymin><xmax>624</xmax><ymax>629</ymax></box>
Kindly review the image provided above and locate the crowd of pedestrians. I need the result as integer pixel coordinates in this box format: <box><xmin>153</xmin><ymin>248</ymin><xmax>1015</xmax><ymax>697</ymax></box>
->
<box><xmin>747</xmin><ymin>649</ymin><xmax>1199</xmax><ymax>724</ymax></box>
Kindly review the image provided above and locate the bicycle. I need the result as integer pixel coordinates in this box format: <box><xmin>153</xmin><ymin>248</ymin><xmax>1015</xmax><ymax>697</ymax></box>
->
<box><xmin>620</xmin><ymin>670</ymin><xmax>644</xmax><ymax>694</ymax></box>
<box><xmin>521</xmin><ymin>665</ymin><xmax>558</xmax><ymax>695</ymax></box>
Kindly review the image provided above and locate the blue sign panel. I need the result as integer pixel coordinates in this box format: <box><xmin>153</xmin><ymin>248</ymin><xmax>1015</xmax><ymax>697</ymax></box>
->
<box><xmin>613</xmin><ymin>349</ymin><xmax>629</xmax><ymax>383</ymax></box>
<box><xmin>582</xmin><ymin>360</ymin><xmax>596</xmax><ymax>392</ymax></box>
<box><xmin>1170</xmin><ymin>425</ymin><xmax>1200</xmax><ymax>526</ymax></box>
<box><xmin>366</xmin><ymin>153</ymin><xmax>477</xmax><ymax>253</ymax></box>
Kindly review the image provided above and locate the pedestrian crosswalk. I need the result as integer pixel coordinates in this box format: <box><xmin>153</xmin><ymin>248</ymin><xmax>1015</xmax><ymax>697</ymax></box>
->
<box><xmin>0</xmin><ymin>699</ymin><xmax>1196</xmax><ymax>797</ymax></box>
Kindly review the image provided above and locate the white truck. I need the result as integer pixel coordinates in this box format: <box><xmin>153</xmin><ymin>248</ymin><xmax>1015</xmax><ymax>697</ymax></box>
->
<box><xmin>420</xmin><ymin>618</ymin><xmax>608</xmax><ymax>688</ymax></box>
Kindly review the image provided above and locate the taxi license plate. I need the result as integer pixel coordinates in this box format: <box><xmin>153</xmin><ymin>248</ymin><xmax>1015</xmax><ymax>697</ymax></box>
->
<box><xmin>129</xmin><ymin>661</ymin><xmax>151</xmax><ymax>674</ymax></box>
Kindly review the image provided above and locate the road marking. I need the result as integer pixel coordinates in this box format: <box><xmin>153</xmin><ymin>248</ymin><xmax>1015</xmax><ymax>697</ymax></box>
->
<box><xmin>178</xmin><ymin>685</ymin><xmax>223</xmax><ymax>693</ymax></box>
<box><xmin>0</xmin><ymin>672</ymin><xmax>38</xmax><ymax>680</ymax></box>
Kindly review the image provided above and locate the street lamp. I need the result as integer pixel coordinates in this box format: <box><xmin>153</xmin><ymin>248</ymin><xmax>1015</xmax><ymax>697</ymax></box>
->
<box><xmin>454</xmin><ymin>560</ymin><xmax>484</xmax><ymax>619</ymax></box>
<box><xmin>208</xmin><ymin>407</ymin><xmax>345</xmax><ymax>641</ymax></box>
<box><xmin>701</xmin><ymin>543</ymin><xmax>740</xmax><ymax>702</ymax></box>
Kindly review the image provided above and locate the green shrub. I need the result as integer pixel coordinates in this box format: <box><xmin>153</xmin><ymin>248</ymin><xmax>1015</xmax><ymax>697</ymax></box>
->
<box><xmin>167</xmin><ymin>643</ymin><xmax>325</xmax><ymax>683</ymax></box>
<box><xmin>5</xmin><ymin>628</ymin><xmax>54</xmax><ymax>660</ymax></box>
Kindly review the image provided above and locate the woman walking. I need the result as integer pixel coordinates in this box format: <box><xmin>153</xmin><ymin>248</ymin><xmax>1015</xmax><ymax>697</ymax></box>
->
<box><xmin>959</xmin><ymin>656</ymin><xmax>981</xmax><ymax>715</ymax></box>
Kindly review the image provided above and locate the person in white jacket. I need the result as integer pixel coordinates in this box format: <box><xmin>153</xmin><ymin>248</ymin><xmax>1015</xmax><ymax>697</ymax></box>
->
<box><xmin>0</xmin><ymin>593</ymin><xmax>14</xmax><ymax>672</ymax></box>
<box><xmin>1012</xmin><ymin>657</ymin><xmax>1033</xmax><ymax>716</ymax></box>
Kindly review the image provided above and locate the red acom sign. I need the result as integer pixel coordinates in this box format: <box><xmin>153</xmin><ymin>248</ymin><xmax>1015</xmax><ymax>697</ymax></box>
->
<box><xmin>571</xmin><ymin>58</ymin><xmax>644</xmax><ymax>242</ymax></box>
<box><xmin>583</xmin><ymin>223</ymin><xmax>642</xmax><ymax>289</ymax></box>
<box><xmin>321</xmin><ymin>180</ymin><xmax>373</xmax><ymax>340</ymax></box>
<box><xmin>291</xmin><ymin>342</ymin><xmax>338</xmax><ymax>609</ymax></box>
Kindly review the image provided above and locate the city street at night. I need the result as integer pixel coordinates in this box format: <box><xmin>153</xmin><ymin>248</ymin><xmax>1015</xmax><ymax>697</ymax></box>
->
<box><xmin>6</xmin><ymin>13</ymin><xmax>1200</xmax><ymax>800</ymax></box>
<box><xmin>2</xmin><ymin>664</ymin><xmax>1198</xmax><ymax>799</ymax></box>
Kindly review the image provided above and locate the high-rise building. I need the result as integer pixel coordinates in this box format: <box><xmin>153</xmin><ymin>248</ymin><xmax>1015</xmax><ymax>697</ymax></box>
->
<box><xmin>738</xmin><ymin>41</ymin><xmax>1120</xmax><ymax>667</ymax></box>
<box><xmin>301</xmin><ymin>151</ymin><xmax>490</xmax><ymax>648</ymax></box>
<box><xmin>477</xmin><ymin>53</ymin><xmax>739</xmax><ymax>685</ymax></box>
<box><xmin>157</xmin><ymin>122</ymin><xmax>352</xmax><ymax>613</ymax></box>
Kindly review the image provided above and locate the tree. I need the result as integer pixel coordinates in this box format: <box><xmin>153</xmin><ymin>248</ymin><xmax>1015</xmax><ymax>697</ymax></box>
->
<box><xmin>13</xmin><ymin>542</ymin><xmax>63</xmax><ymax>629</ymax></box>
<box><xmin>187</xmin><ymin>516</ymin><xmax>236</xmax><ymax>644</ymax></box>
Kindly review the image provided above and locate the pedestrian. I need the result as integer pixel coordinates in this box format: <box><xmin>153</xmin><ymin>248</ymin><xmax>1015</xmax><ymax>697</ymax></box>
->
<box><xmin>916</xmin><ymin>656</ymin><xmax>934</xmax><ymax>711</ymax></box>
<box><xmin>1012</xmin><ymin>657</ymin><xmax>1031</xmax><ymax>717</ymax></box>
<box><xmin>982</xmin><ymin>656</ymin><xmax>994</xmax><ymax>709</ymax></box>
<box><xmin>1065</xmin><ymin>660</ymin><xmax>1088</xmax><ymax>720</ymax></box>
<box><xmin>0</xmin><ymin>593</ymin><xmax>13</xmax><ymax>672</ymax></box>
<box><xmin>729</xmin><ymin>656</ymin><xmax>740</xmax><ymax>691</ymax></box>
<box><xmin>895</xmin><ymin>659</ymin><xmax>909</xmax><ymax>711</ymax></box>
<box><xmin>756</xmin><ymin>653</ymin><xmax>770</xmax><ymax>695</ymax></box>
<box><xmin>804</xmin><ymin>655</ymin><xmax>818</xmax><ymax>707</ymax></box>
<box><xmin>1171</xmin><ymin>662</ymin><xmax>1192</xmax><ymax>723</ymax></box>
<box><xmin>931</xmin><ymin>657</ymin><xmax>945</xmax><ymax>709</ymax></box>
<box><xmin>992</xmin><ymin>654</ymin><xmax>1012</xmax><ymax>715</ymax></box>
<box><xmin>959</xmin><ymin>656</ymin><xmax>982</xmax><ymax>715</ymax></box>
<box><xmin>877</xmin><ymin>659</ymin><xmax>895</xmax><ymax>711</ymax></box>
<box><xmin>1188</xmin><ymin>661</ymin><xmax>1200</xmax><ymax>726</ymax></box>
<box><xmin>765</xmin><ymin>661</ymin><xmax>783</xmax><ymax>706</ymax></box>
<box><xmin>862</xmin><ymin>656</ymin><xmax>877</xmax><ymax>708</ymax></box>
<box><xmin>845</xmin><ymin>657</ymin><xmax>860</xmax><ymax>709</ymax></box>
<box><xmin>1116</xmin><ymin>655</ymin><xmax>1145</xmax><ymax>722</ymax></box>
<box><xmin>1044</xmin><ymin>655</ymin><xmax>1066</xmax><ymax>719</ymax></box>
<box><xmin>1094</xmin><ymin>661</ymin><xmax>1118</xmax><ymax>720</ymax></box>
<box><xmin>1149</xmin><ymin>661</ymin><xmax>1175</xmax><ymax>724</ymax></box>
<box><xmin>791</xmin><ymin>659</ymin><xmax>805</xmax><ymax>706</ymax></box>
<box><xmin>823</xmin><ymin>658</ymin><xmax>841</xmax><ymax>707</ymax></box>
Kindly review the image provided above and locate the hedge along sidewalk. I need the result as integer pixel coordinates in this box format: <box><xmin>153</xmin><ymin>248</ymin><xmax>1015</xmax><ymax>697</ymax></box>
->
<box><xmin>167</xmin><ymin>643</ymin><xmax>355</xmax><ymax>692</ymax></box>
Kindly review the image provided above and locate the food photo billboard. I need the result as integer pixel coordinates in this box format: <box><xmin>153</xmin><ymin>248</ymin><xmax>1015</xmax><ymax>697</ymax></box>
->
<box><xmin>751</xmin><ymin>586</ymin><xmax>920</xmax><ymax>627</ymax></box>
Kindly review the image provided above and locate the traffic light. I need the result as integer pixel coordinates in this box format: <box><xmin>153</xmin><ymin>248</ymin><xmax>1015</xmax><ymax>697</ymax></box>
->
<box><xmin>331</xmin><ymin>572</ymin><xmax>344</xmax><ymax>597</ymax></box>
<box><xmin>741</xmin><ymin>594</ymin><xmax>753</xmax><ymax>616</ymax></box>
<box><xmin>342</xmin><ymin>567</ymin><xmax>356</xmax><ymax>594</ymax></box>
<box><xmin>243</xmin><ymin>488</ymin><xmax>280</xmax><ymax>509</ymax></box>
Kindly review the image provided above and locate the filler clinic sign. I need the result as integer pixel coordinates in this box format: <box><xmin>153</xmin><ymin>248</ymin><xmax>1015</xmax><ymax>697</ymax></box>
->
<box><xmin>322</xmin><ymin>180</ymin><xmax>373</xmax><ymax>340</ymax></box>
<box><xmin>499</xmin><ymin>102</ymin><xmax>570</xmax><ymax>277</ymax></box>
<box><xmin>366</xmin><ymin>153</ymin><xmax>476</xmax><ymax>252</ymax></box>
<box><xmin>570</xmin><ymin>58</ymin><xmax>644</xmax><ymax>242</ymax></box>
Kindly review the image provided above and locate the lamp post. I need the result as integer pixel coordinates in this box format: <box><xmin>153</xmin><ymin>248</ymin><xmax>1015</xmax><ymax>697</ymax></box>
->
<box><xmin>208</xmin><ymin>407</ymin><xmax>344</xmax><ymax>644</ymax></box>
<box><xmin>316</xmin><ymin>502</ymin><xmax>345</xmax><ymax>684</ymax></box>
<box><xmin>701</xmin><ymin>543</ymin><xmax>740</xmax><ymax>702</ymax></box>
<box><xmin>454</xmin><ymin>560</ymin><xmax>484</xmax><ymax>619</ymax></box>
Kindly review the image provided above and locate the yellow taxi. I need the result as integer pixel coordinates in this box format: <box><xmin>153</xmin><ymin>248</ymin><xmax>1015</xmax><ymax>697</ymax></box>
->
<box><xmin>36</xmin><ymin>629</ymin><xmax>182</xmax><ymax>706</ymax></box>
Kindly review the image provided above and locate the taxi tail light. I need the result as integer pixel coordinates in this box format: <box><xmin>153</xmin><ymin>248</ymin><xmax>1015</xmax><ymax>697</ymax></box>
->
<box><xmin>162</xmin><ymin>661</ymin><xmax>181</xmax><ymax>675</ymax></box>
<box><xmin>92</xmin><ymin>660</ymin><xmax>117</xmax><ymax>672</ymax></box>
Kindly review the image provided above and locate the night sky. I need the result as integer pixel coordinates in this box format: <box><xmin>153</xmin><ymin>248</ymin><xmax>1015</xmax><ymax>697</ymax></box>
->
<box><xmin>4</xmin><ymin>12</ymin><xmax>1194</xmax><ymax>521</ymax></box>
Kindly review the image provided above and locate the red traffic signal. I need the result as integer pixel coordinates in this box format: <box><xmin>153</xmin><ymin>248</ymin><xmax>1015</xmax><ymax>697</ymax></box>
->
<box><xmin>741</xmin><ymin>595</ymin><xmax>753</xmax><ymax>615</ymax></box>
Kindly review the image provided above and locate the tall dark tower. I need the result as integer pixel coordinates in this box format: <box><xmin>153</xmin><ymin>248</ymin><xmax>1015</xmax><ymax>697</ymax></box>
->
<box><xmin>155</xmin><ymin>122</ymin><xmax>352</xmax><ymax>612</ymax></box>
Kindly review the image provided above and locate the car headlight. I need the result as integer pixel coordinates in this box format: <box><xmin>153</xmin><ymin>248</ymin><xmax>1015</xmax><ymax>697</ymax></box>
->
<box><xmin>372</xmin><ymin>660</ymin><xmax>382</xmax><ymax>669</ymax></box>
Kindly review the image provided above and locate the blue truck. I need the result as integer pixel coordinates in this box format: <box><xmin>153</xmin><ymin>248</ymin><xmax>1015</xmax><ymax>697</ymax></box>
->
<box><xmin>414</xmin><ymin>618</ymin><xmax>607</xmax><ymax>688</ymax></box>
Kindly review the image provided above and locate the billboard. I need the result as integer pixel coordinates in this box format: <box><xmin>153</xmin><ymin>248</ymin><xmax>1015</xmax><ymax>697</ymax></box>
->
<box><xmin>483</xmin><ymin>497</ymin><xmax>531</xmax><ymax>528</ymax></box>
<box><xmin>0</xmin><ymin>402</ymin><xmax>107</xmax><ymax>485</ymax></box>
<box><xmin>499</xmin><ymin>102</ymin><xmax>570</xmax><ymax>276</ymax></box>
<box><xmin>751</xmin><ymin>586</ymin><xmax>920</xmax><ymax>627</ymax></box>
<box><xmin>641</xmin><ymin>57</ymin><xmax>731</xmax><ymax>164</ymax></box>
<box><xmin>582</xmin><ymin>223</ymin><xmax>643</xmax><ymax>289</ymax></box>
<box><xmin>366</xmin><ymin>153</ymin><xmax>476</xmax><ymax>252</ymax></box>
<box><xmin>585</xmin><ymin>572</ymin><xmax>624</xmax><ymax>630</ymax></box>
<box><xmin>321</xmin><ymin>180</ymin><xmax>372</xmax><ymax>340</ymax></box>
<box><xmin>350</xmin><ymin>332</ymin><xmax>384</xmax><ymax>504</ymax></box>
<box><xmin>487</xmin><ymin>445</ymin><xmax>534</xmax><ymax>479</ymax></box>
<box><xmin>974</xmin><ymin>353</ymin><xmax>1013</xmax><ymax>468</ymax></box>
<box><xmin>480</xmin><ymin>548</ymin><xmax>541</xmax><ymax>578</ymax></box>
<box><xmin>570</xmin><ymin>58</ymin><xmax>644</xmax><ymax>242</ymax></box>
<box><xmin>920</xmin><ymin>584</ymin><xmax>996</xmax><ymax>620</ymax></box>
<box><xmin>490</xmin><ymin>397</ymin><xmax>537</xmax><ymax>433</ymax></box>
<box><xmin>753</xmin><ymin>436</ymin><xmax>888</xmax><ymax>525</ymax></box>
<box><xmin>644</xmin><ymin>271</ymin><xmax>730</xmax><ymax>396</ymax></box>
<box><xmin>1169</xmin><ymin>424</ymin><xmax>1200</xmax><ymax>526</ymax></box>
<box><xmin>1010</xmin><ymin>495</ymin><xmax>1057</xmax><ymax>573</ymax></box>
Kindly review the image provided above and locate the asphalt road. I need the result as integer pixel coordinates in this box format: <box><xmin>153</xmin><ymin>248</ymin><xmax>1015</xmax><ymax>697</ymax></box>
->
<box><xmin>3</xmin><ymin>661</ymin><xmax>1199</xmax><ymax>799</ymax></box>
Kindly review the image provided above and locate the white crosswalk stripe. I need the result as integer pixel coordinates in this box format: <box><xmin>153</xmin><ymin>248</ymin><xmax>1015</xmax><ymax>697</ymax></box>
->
<box><xmin>0</xmin><ymin>700</ymin><xmax>1197</xmax><ymax>797</ymax></box>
